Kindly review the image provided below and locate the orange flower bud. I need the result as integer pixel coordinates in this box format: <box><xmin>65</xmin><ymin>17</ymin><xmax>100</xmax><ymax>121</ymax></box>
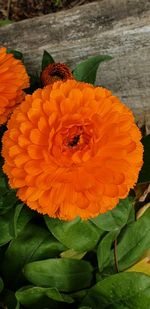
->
<box><xmin>40</xmin><ymin>63</ymin><xmax>73</xmax><ymax>86</ymax></box>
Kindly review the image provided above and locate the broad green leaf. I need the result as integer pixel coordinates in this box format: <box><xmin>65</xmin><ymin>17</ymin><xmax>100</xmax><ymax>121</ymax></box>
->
<box><xmin>16</xmin><ymin>286</ymin><xmax>73</xmax><ymax>307</ymax></box>
<box><xmin>82</xmin><ymin>272</ymin><xmax>150</xmax><ymax>309</ymax></box>
<box><xmin>126</xmin><ymin>199</ymin><xmax>135</xmax><ymax>224</ymax></box>
<box><xmin>138</xmin><ymin>134</ymin><xmax>150</xmax><ymax>183</ymax></box>
<box><xmin>73</xmin><ymin>55</ymin><xmax>112</xmax><ymax>84</ymax></box>
<box><xmin>9</xmin><ymin>203</ymin><xmax>33</xmax><ymax>238</ymax></box>
<box><xmin>0</xmin><ymin>167</ymin><xmax>18</xmax><ymax>215</ymax></box>
<box><xmin>91</xmin><ymin>198</ymin><xmax>133</xmax><ymax>231</ymax></box>
<box><xmin>3</xmin><ymin>223</ymin><xmax>65</xmax><ymax>289</ymax></box>
<box><xmin>0</xmin><ymin>190</ymin><xmax>18</xmax><ymax>214</ymax></box>
<box><xmin>60</xmin><ymin>248</ymin><xmax>86</xmax><ymax>260</ymax></box>
<box><xmin>24</xmin><ymin>258</ymin><xmax>93</xmax><ymax>292</ymax></box>
<box><xmin>97</xmin><ymin>230</ymin><xmax>119</xmax><ymax>272</ymax></box>
<box><xmin>110</xmin><ymin>208</ymin><xmax>150</xmax><ymax>271</ymax></box>
<box><xmin>45</xmin><ymin>216</ymin><xmax>103</xmax><ymax>251</ymax></box>
<box><xmin>0</xmin><ymin>211</ymin><xmax>13</xmax><ymax>246</ymax></box>
<box><xmin>7</xmin><ymin>49</ymin><xmax>23</xmax><ymax>61</ymax></box>
<box><xmin>0</xmin><ymin>276</ymin><xmax>4</xmax><ymax>292</ymax></box>
<box><xmin>42</xmin><ymin>50</ymin><xmax>55</xmax><ymax>70</ymax></box>
<box><xmin>0</xmin><ymin>204</ymin><xmax>32</xmax><ymax>249</ymax></box>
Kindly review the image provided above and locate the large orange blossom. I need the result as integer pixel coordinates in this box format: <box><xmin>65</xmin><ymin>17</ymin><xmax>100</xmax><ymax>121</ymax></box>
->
<box><xmin>2</xmin><ymin>80</ymin><xmax>143</xmax><ymax>220</ymax></box>
<box><xmin>0</xmin><ymin>47</ymin><xmax>29</xmax><ymax>125</ymax></box>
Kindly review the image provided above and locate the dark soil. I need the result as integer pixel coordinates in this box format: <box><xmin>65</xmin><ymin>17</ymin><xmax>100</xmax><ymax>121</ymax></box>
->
<box><xmin>0</xmin><ymin>0</ymin><xmax>92</xmax><ymax>22</ymax></box>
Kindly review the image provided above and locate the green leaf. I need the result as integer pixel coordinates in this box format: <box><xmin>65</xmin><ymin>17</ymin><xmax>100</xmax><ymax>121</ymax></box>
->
<box><xmin>45</xmin><ymin>216</ymin><xmax>103</xmax><ymax>251</ymax></box>
<box><xmin>0</xmin><ymin>173</ymin><xmax>7</xmax><ymax>191</ymax></box>
<box><xmin>82</xmin><ymin>272</ymin><xmax>150</xmax><ymax>309</ymax></box>
<box><xmin>60</xmin><ymin>248</ymin><xmax>86</xmax><ymax>260</ymax></box>
<box><xmin>15</xmin><ymin>302</ymin><xmax>20</xmax><ymax>309</ymax></box>
<box><xmin>2</xmin><ymin>223</ymin><xmax>65</xmax><ymax>289</ymax></box>
<box><xmin>0</xmin><ymin>276</ymin><xmax>4</xmax><ymax>292</ymax></box>
<box><xmin>138</xmin><ymin>134</ymin><xmax>150</xmax><ymax>183</ymax></box>
<box><xmin>0</xmin><ymin>165</ymin><xmax>18</xmax><ymax>215</ymax></box>
<box><xmin>0</xmin><ymin>190</ymin><xmax>18</xmax><ymax>215</ymax></box>
<box><xmin>0</xmin><ymin>204</ymin><xmax>33</xmax><ymax>248</ymax></box>
<box><xmin>109</xmin><ymin>207</ymin><xmax>150</xmax><ymax>271</ymax></box>
<box><xmin>9</xmin><ymin>204</ymin><xmax>33</xmax><ymax>238</ymax></box>
<box><xmin>71</xmin><ymin>290</ymin><xmax>87</xmax><ymax>302</ymax></box>
<box><xmin>73</xmin><ymin>55</ymin><xmax>112</xmax><ymax>84</ymax></box>
<box><xmin>25</xmin><ymin>73</ymin><xmax>41</xmax><ymax>95</ymax></box>
<box><xmin>42</xmin><ymin>50</ymin><xmax>55</xmax><ymax>70</ymax></box>
<box><xmin>97</xmin><ymin>230</ymin><xmax>120</xmax><ymax>272</ymax></box>
<box><xmin>0</xmin><ymin>211</ymin><xmax>13</xmax><ymax>246</ymax></box>
<box><xmin>24</xmin><ymin>258</ymin><xmax>93</xmax><ymax>292</ymax></box>
<box><xmin>91</xmin><ymin>198</ymin><xmax>133</xmax><ymax>231</ymax></box>
<box><xmin>16</xmin><ymin>286</ymin><xmax>73</xmax><ymax>308</ymax></box>
<box><xmin>0</xmin><ymin>19</ymin><xmax>12</xmax><ymax>27</ymax></box>
<box><xmin>7</xmin><ymin>49</ymin><xmax>23</xmax><ymax>61</ymax></box>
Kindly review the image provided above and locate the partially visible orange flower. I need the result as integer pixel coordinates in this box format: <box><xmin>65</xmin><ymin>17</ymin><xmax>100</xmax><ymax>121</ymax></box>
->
<box><xmin>0</xmin><ymin>47</ymin><xmax>29</xmax><ymax>125</ymax></box>
<box><xmin>41</xmin><ymin>63</ymin><xmax>73</xmax><ymax>86</ymax></box>
<box><xmin>2</xmin><ymin>80</ymin><xmax>143</xmax><ymax>220</ymax></box>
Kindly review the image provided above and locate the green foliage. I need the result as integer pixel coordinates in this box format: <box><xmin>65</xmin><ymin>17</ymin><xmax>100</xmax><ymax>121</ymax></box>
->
<box><xmin>0</xmin><ymin>289</ymin><xmax>19</xmax><ymax>309</ymax></box>
<box><xmin>24</xmin><ymin>258</ymin><xmax>93</xmax><ymax>292</ymax></box>
<box><xmin>0</xmin><ymin>210</ymin><xmax>13</xmax><ymax>246</ymax></box>
<box><xmin>78</xmin><ymin>307</ymin><xmax>92</xmax><ymax>309</ymax></box>
<box><xmin>110</xmin><ymin>207</ymin><xmax>150</xmax><ymax>271</ymax></box>
<box><xmin>90</xmin><ymin>198</ymin><xmax>133</xmax><ymax>231</ymax></box>
<box><xmin>25</xmin><ymin>74</ymin><xmax>41</xmax><ymax>94</ymax></box>
<box><xmin>0</xmin><ymin>50</ymin><xmax>149</xmax><ymax>308</ymax></box>
<box><xmin>73</xmin><ymin>55</ymin><xmax>112</xmax><ymax>84</ymax></box>
<box><xmin>41</xmin><ymin>50</ymin><xmax>55</xmax><ymax>70</ymax></box>
<box><xmin>82</xmin><ymin>272</ymin><xmax>150</xmax><ymax>309</ymax></box>
<box><xmin>16</xmin><ymin>286</ymin><xmax>73</xmax><ymax>308</ymax></box>
<box><xmin>9</xmin><ymin>204</ymin><xmax>33</xmax><ymax>238</ymax></box>
<box><xmin>0</xmin><ymin>276</ymin><xmax>4</xmax><ymax>292</ymax></box>
<box><xmin>52</xmin><ymin>0</ymin><xmax>62</xmax><ymax>7</ymax></box>
<box><xmin>7</xmin><ymin>49</ymin><xmax>23</xmax><ymax>61</ymax></box>
<box><xmin>2</xmin><ymin>222</ymin><xmax>65</xmax><ymax>289</ymax></box>
<box><xmin>97</xmin><ymin>230</ymin><xmax>120</xmax><ymax>272</ymax></box>
<box><xmin>45</xmin><ymin>216</ymin><xmax>103</xmax><ymax>252</ymax></box>
<box><xmin>138</xmin><ymin>134</ymin><xmax>150</xmax><ymax>183</ymax></box>
<box><xmin>0</xmin><ymin>165</ymin><xmax>18</xmax><ymax>215</ymax></box>
<box><xmin>0</xmin><ymin>19</ymin><xmax>12</xmax><ymax>27</ymax></box>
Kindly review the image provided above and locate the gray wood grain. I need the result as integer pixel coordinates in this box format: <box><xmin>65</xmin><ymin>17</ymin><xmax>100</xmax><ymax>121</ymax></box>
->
<box><xmin>0</xmin><ymin>0</ymin><xmax>150</xmax><ymax>125</ymax></box>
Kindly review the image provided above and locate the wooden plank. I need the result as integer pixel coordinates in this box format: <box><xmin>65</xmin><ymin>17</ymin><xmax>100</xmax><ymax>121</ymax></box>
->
<box><xmin>0</xmin><ymin>0</ymin><xmax>150</xmax><ymax>125</ymax></box>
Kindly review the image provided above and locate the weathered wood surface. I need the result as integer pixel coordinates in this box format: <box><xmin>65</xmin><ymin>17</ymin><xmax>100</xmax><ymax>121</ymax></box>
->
<box><xmin>0</xmin><ymin>0</ymin><xmax>150</xmax><ymax>126</ymax></box>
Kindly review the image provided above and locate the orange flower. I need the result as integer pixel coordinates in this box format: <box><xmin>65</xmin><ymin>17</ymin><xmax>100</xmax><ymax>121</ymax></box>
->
<box><xmin>0</xmin><ymin>47</ymin><xmax>29</xmax><ymax>125</ymax></box>
<box><xmin>2</xmin><ymin>80</ymin><xmax>143</xmax><ymax>220</ymax></box>
<box><xmin>41</xmin><ymin>63</ymin><xmax>73</xmax><ymax>86</ymax></box>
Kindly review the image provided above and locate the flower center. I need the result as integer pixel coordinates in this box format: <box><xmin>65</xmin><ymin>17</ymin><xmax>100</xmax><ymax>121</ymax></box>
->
<box><xmin>68</xmin><ymin>135</ymin><xmax>80</xmax><ymax>147</ymax></box>
<box><xmin>61</xmin><ymin>125</ymin><xmax>92</xmax><ymax>153</ymax></box>
<box><xmin>50</xmin><ymin>70</ymin><xmax>65</xmax><ymax>81</ymax></box>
